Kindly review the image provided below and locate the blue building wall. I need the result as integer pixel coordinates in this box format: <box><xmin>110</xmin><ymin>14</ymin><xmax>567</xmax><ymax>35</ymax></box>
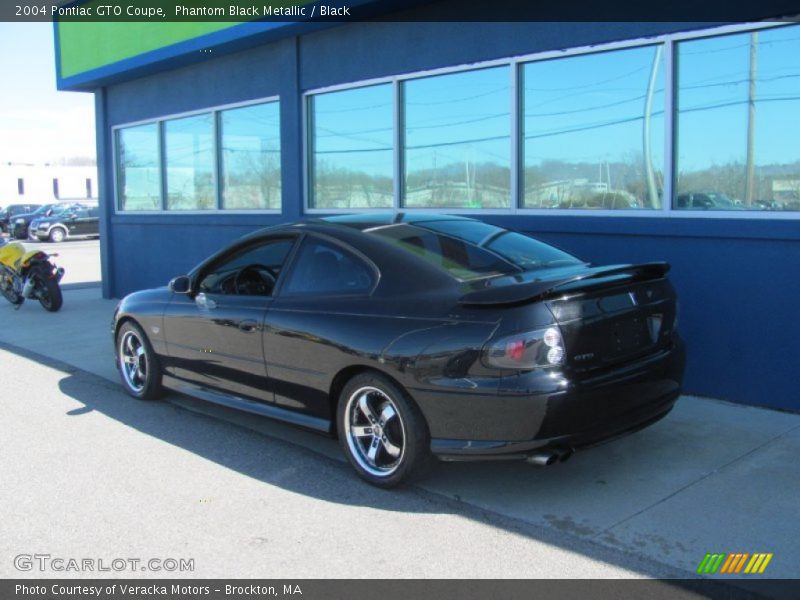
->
<box><xmin>96</xmin><ymin>19</ymin><xmax>800</xmax><ymax>411</ymax></box>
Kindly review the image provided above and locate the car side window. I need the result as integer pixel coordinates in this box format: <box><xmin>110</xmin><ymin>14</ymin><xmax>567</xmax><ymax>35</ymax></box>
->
<box><xmin>283</xmin><ymin>238</ymin><xmax>374</xmax><ymax>296</ymax></box>
<box><xmin>198</xmin><ymin>238</ymin><xmax>295</xmax><ymax>297</ymax></box>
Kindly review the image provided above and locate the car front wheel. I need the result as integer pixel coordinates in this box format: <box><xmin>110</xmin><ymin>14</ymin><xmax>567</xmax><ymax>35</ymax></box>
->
<box><xmin>116</xmin><ymin>321</ymin><xmax>163</xmax><ymax>400</ymax></box>
<box><xmin>49</xmin><ymin>227</ymin><xmax>66</xmax><ymax>243</ymax></box>
<box><xmin>337</xmin><ymin>372</ymin><xmax>430</xmax><ymax>488</ymax></box>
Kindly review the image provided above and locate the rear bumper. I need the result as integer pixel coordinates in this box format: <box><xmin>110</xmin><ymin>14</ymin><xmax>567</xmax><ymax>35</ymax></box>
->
<box><xmin>415</xmin><ymin>339</ymin><xmax>685</xmax><ymax>460</ymax></box>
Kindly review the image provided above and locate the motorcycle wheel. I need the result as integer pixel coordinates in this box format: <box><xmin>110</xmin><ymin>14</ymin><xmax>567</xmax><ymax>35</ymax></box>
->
<box><xmin>1</xmin><ymin>287</ymin><xmax>23</xmax><ymax>306</ymax></box>
<box><xmin>37</xmin><ymin>276</ymin><xmax>63</xmax><ymax>312</ymax></box>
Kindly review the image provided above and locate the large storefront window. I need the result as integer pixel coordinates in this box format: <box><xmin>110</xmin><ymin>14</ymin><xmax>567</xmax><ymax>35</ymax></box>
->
<box><xmin>676</xmin><ymin>25</ymin><xmax>800</xmax><ymax>211</ymax></box>
<box><xmin>403</xmin><ymin>67</ymin><xmax>511</xmax><ymax>208</ymax></box>
<box><xmin>165</xmin><ymin>113</ymin><xmax>216</xmax><ymax>211</ymax></box>
<box><xmin>221</xmin><ymin>102</ymin><xmax>281</xmax><ymax>210</ymax></box>
<box><xmin>309</xmin><ymin>84</ymin><xmax>393</xmax><ymax>209</ymax></box>
<box><xmin>116</xmin><ymin>123</ymin><xmax>161</xmax><ymax>211</ymax></box>
<box><xmin>115</xmin><ymin>100</ymin><xmax>280</xmax><ymax>212</ymax></box>
<box><xmin>522</xmin><ymin>46</ymin><xmax>665</xmax><ymax>210</ymax></box>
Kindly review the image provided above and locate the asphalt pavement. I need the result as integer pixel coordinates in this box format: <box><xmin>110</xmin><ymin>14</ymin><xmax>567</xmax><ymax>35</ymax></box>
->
<box><xmin>0</xmin><ymin>284</ymin><xmax>798</xmax><ymax>584</ymax></box>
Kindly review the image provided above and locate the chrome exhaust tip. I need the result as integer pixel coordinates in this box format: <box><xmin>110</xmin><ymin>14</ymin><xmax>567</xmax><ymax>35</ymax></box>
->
<box><xmin>525</xmin><ymin>447</ymin><xmax>574</xmax><ymax>467</ymax></box>
<box><xmin>526</xmin><ymin>450</ymin><xmax>559</xmax><ymax>467</ymax></box>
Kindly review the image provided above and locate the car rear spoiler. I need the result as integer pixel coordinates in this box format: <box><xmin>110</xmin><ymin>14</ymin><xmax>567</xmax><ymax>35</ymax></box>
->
<box><xmin>459</xmin><ymin>262</ymin><xmax>670</xmax><ymax>307</ymax></box>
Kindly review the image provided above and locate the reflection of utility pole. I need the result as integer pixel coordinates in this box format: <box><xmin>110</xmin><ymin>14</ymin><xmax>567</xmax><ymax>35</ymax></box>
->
<box><xmin>644</xmin><ymin>45</ymin><xmax>663</xmax><ymax>209</ymax></box>
<box><xmin>745</xmin><ymin>32</ymin><xmax>758</xmax><ymax>206</ymax></box>
<box><xmin>464</xmin><ymin>147</ymin><xmax>473</xmax><ymax>205</ymax></box>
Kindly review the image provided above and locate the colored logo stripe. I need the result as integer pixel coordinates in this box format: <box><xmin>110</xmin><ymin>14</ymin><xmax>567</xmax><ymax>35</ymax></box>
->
<box><xmin>744</xmin><ymin>553</ymin><xmax>773</xmax><ymax>574</ymax></box>
<box><xmin>698</xmin><ymin>553</ymin><xmax>772</xmax><ymax>575</ymax></box>
<box><xmin>697</xmin><ymin>554</ymin><xmax>725</xmax><ymax>574</ymax></box>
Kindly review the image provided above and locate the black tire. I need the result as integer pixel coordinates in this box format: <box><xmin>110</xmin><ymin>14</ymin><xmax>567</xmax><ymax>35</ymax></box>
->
<box><xmin>1</xmin><ymin>286</ymin><xmax>22</xmax><ymax>306</ymax></box>
<box><xmin>49</xmin><ymin>227</ymin><xmax>66</xmax><ymax>243</ymax></box>
<box><xmin>116</xmin><ymin>321</ymin><xmax>163</xmax><ymax>401</ymax></box>
<box><xmin>337</xmin><ymin>372</ymin><xmax>430</xmax><ymax>488</ymax></box>
<box><xmin>37</xmin><ymin>276</ymin><xmax>62</xmax><ymax>312</ymax></box>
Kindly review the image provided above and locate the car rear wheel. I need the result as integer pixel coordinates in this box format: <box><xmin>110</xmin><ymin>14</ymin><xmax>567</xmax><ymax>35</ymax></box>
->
<box><xmin>117</xmin><ymin>321</ymin><xmax>163</xmax><ymax>400</ymax></box>
<box><xmin>337</xmin><ymin>372</ymin><xmax>430</xmax><ymax>488</ymax></box>
<box><xmin>49</xmin><ymin>227</ymin><xmax>66</xmax><ymax>243</ymax></box>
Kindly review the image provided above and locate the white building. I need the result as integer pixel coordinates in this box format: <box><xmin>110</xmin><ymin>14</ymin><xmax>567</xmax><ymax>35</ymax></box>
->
<box><xmin>0</xmin><ymin>164</ymin><xmax>98</xmax><ymax>204</ymax></box>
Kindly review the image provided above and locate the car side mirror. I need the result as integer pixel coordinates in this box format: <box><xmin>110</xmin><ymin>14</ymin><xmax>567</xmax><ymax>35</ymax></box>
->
<box><xmin>168</xmin><ymin>275</ymin><xmax>192</xmax><ymax>294</ymax></box>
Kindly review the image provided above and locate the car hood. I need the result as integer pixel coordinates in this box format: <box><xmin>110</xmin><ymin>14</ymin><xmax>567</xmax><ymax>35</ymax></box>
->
<box><xmin>34</xmin><ymin>217</ymin><xmax>62</xmax><ymax>225</ymax></box>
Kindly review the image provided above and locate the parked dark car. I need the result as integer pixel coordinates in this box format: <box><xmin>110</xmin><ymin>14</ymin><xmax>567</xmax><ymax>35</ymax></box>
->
<box><xmin>30</xmin><ymin>205</ymin><xmax>100</xmax><ymax>242</ymax></box>
<box><xmin>676</xmin><ymin>192</ymin><xmax>742</xmax><ymax>210</ymax></box>
<box><xmin>1</xmin><ymin>203</ymin><xmax>43</xmax><ymax>234</ymax></box>
<box><xmin>112</xmin><ymin>214</ymin><xmax>685</xmax><ymax>487</ymax></box>
<box><xmin>8</xmin><ymin>203</ymin><xmax>65</xmax><ymax>239</ymax></box>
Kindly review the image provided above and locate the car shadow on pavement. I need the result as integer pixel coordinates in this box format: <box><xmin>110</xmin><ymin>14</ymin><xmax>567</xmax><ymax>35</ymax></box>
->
<box><xmin>1</xmin><ymin>340</ymin><xmax>784</xmax><ymax>596</ymax></box>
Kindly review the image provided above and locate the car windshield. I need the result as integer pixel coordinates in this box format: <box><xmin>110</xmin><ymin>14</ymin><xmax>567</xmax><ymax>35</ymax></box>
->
<box><xmin>366</xmin><ymin>220</ymin><xmax>583</xmax><ymax>281</ymax></box>
<box><xmin>31</xmin><ymin>205</ymin><xmax>50</xmax><ymax>215</ymax></box>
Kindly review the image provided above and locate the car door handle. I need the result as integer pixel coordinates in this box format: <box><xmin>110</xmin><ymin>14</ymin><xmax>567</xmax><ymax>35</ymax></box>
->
<box><xmin>195</xmin><ymin>293</ymin><xmax>217</xmax><ymax>310</ymax></box>
<box><xmin>238</xmin><ymin>320</ymin><xmax>259</xmax><ymax>333</ymax></box>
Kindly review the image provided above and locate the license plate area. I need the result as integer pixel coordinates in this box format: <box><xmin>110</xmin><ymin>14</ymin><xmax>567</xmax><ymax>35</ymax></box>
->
<box><xmin>609</xmin><ymin>314</ymin><xmax>648</xmax><ymax>357</ymax></box>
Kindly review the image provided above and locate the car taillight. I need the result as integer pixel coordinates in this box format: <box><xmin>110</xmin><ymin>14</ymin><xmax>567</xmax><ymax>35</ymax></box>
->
<box><xmin>482</xmin><ymin>326</ymin><xmax>566</xmax><ymax>370</ymax></box>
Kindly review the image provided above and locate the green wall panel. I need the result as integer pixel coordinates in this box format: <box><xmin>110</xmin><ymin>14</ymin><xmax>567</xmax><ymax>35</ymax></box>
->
<box><xmin>58</xmin><ymin>20</ymin><xmax>236</xmax><ymax>78</ymax></box>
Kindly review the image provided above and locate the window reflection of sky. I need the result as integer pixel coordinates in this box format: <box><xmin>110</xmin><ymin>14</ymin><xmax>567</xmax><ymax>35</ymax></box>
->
<box><xmin>221</xmin><ymin>102</ymin><xmax>281</xmax><ymax>210</ymax></box>
<box><xmin>404</xmin><ymin>67</ymin><xmax>511</xmax><ymax>208</ymax></box>
<box><xmin>680</xmin><ymin>28</ymin><xmax>800</xmax><ymax>166</ymax></box>
<box><xmin>312</xmin><ymin>84</ymin><xmax>393</xmax><ymax>208</ymax></box>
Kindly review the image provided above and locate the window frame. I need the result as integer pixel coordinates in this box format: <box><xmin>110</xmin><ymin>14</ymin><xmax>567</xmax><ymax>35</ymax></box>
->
<box><xmin>112</xmin><ymin>96</ymin><xmax>281</xmax><ymax>215</ymax></box>
<box><xmin>302</xmin><ymin>19</ymin><xmax>800</xmax><ymax>220</ymax></box>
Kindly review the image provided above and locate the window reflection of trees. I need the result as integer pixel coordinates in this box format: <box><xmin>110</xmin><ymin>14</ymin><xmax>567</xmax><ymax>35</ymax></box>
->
<box><xmin>117</xmin><ymin>124</ymin><xmax>161</xmax><ymax>211</ymax></box>
<box><xmin>523</xmin><ymin>46</ymin><xmax>665</xmax><ymax>210</ymax></box>
<box><xmin>165</xmin><ymin>114</ymin><xmax>216</xmax><ymax>211</ymax></box>
<box><xmin>311</xmin><ymin>84</ymin><xmax>394</xmax><ymax>209</ymax></box>
<box><xmin>222</xmin><ymin>103</ymin><xmax>281</xmax><ymax>210</ymax></box>
<box><xmin>403</xmin><ymin>68</ymin><xmax>511</xmax><ymax>209</ymax></box>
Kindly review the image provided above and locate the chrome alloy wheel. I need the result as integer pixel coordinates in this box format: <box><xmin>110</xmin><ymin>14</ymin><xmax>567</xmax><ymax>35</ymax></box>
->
<box><xmin>119</xmin><ymin>330</ymin><xmax>148</xmax><ymax>393</ymax></box>
<box><xmin>344</xmin><ymin>386</ymin><xmax>406</xmax><ymax>477</ymax></box>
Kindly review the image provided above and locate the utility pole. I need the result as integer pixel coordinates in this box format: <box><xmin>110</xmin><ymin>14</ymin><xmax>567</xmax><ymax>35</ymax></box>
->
<box><xmin>644</xmin><ymin>45</ymin><xmax>663</xmax><ymax>209</ymax></box>
<box><xmin>745</xmin><ymin>32</ymin><xmax>758</xmax><ymax>206</ymax></box>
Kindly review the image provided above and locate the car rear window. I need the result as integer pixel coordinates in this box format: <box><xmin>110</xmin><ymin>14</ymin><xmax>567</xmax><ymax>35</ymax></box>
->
<box><xmin>366</xmin><ymin>221</ymin><xmax>581</xmax><ymax>280</ymax></box>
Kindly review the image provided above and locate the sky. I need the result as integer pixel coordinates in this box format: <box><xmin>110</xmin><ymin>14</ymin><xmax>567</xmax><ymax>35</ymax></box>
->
<box><xmin>0</xmin><ymin>22</ymin><xmax>96</xmax><ymax>164</ymax></box>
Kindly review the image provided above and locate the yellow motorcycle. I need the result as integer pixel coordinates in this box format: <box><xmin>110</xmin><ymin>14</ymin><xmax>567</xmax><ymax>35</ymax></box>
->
<box><xmin>0</xmin><ymin>239</ymin><xmax>64</xmax><ymax>311</ymax></box>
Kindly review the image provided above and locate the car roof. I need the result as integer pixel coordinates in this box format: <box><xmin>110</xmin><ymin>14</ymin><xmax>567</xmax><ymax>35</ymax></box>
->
<box><xmin>241</xmin><ymin>213</ymin><xmax>477</xmax><ymax>241</ymax></box>
<box><xmin>321</xmin><ymin>212</ymin><xmax>475</xmax><ymax>231</ymax></box>
<box><xmin>227</xmin><ymin>214</ymin><xmax>476</xmax><ymax>295</ymax></box>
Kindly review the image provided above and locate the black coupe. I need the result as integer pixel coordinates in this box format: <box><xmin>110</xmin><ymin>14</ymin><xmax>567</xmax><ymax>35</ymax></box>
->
<box><xmin>113</xmin><ymin>214</ymin><xmax>685</xmax><ymax>487</ymax></box>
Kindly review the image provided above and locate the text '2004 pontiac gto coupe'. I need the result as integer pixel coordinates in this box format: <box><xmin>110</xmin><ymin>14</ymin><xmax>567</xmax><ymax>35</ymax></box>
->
<box><xmin>113</xmin><ymin>214</ymin><xmax>685</xmax><ymax>487</ymax></box>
